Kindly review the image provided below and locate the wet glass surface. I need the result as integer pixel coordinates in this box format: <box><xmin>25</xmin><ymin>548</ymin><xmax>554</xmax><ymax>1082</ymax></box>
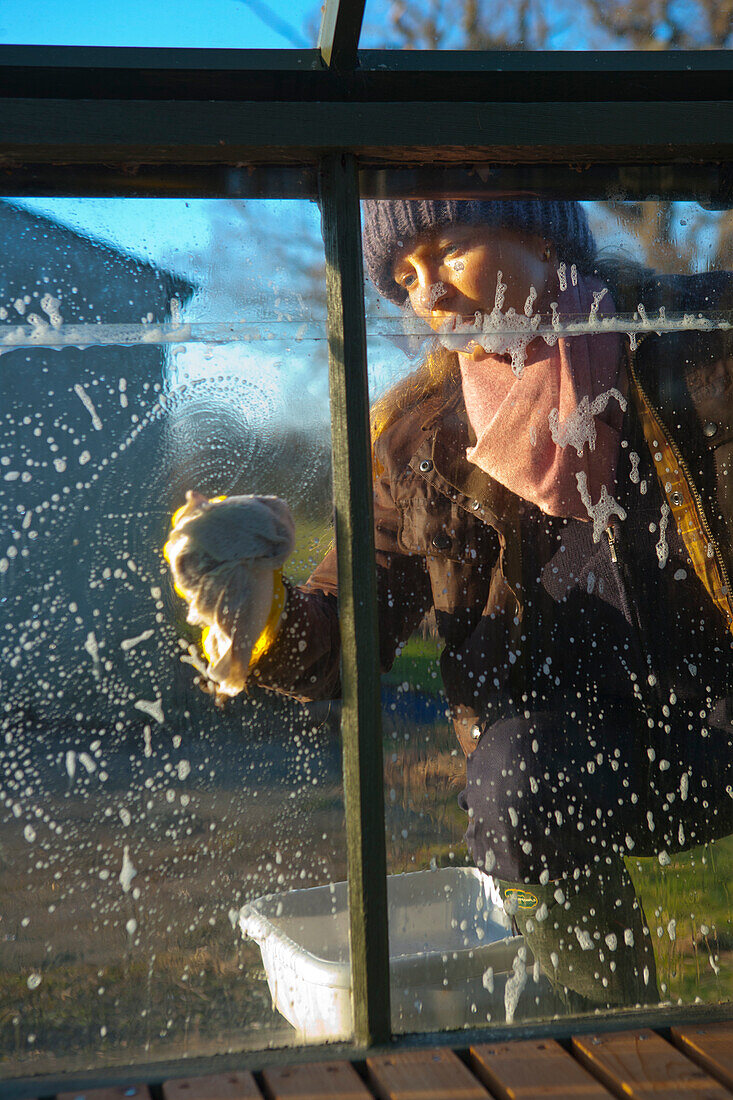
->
<box><xmin>361</xmin><ymin>0</ymin><xmax>733</xmax><ymax>49</ymax></box>
<box><xmin>5</xmin><ymin>185</ymin><xmax>733</xmax><ymax>1065</ymax></box>
<box><xmin>0</xmin><ymin>197</ymin><xmax>349</xmax><ymax>1074</ymax></box>
<box><xmin>362</xmin><ymin>195</ymin><xmax>733</xmax><ymax>1029</ymax></box>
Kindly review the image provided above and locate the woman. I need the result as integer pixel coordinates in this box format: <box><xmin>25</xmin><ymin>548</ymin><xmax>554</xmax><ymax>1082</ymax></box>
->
<box><xmin>166</xmin><ymin>200</ymin><xmax>733</xmax><ymax>1009</ymax></box>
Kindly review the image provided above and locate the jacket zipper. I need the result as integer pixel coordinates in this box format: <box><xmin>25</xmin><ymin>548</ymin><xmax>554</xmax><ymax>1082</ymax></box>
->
<box><xmin>627</xmin><ymin>347</ymin><xmax>733</xmax><ymax>608</ymax></box>
<box><xmin>605</xmin><ymin>519</ymin><xmax>663</xmax><ymax>718</ymax></box>
<box><xmin>606</xmin><ymin>524</ymin><xmax>618</xmax><ymax>563</ymax></box>
<box><xmin>605</xmin><ymin>520</ymin><xmax>642</xmax><ymax>642</ymax></box>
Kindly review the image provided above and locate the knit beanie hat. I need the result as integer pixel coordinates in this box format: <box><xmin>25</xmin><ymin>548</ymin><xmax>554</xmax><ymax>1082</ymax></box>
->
<box><xmin>362</xmin><ymin>199</ymin><xmax>596</xmax><ymax>305</ymax></box>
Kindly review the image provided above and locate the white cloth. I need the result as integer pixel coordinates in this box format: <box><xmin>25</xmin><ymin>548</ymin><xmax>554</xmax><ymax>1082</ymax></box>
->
<box><xmin>166</xmin><ymin>492</ymin><xmax>295</xmax><ymax>695</ymax></box>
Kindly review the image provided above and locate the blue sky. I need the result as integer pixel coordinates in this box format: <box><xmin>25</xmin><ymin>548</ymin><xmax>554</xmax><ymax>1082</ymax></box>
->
<box><xmin>0</xmin><ymin>0</ymin><xmax>321</xmax><ymax>48</ymax></box>
<box><xmin>0</xmin><ymin>0</ymin><xmax>576</xmax><ymax>50</ymax></box>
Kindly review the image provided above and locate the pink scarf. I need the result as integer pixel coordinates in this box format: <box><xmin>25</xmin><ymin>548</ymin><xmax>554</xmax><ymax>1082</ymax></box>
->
<box><xmin>459</xmin><ymin>275</ymin><xmax>625</xmax><ymax>521</ymax></box>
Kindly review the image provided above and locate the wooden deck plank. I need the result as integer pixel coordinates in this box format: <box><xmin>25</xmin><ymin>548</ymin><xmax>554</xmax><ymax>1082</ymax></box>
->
<box><xmin>470</xmin><ymin>1037</ymin><xmax>614</xmax><ymax>1099</ymax></box>
<box><xmin>163</xmin><ymin>1071</ymin><xmax>262</xmax><ymax>1100</ymax></box>
<box><xmin>262</xmin><ymin>1061</ymin><xmax>372</xmax><ymax>1100</ymax></box>
<box><xmin>572</xmin><ymin>1028</ymin><xmax>732</xmax><ymax>1099</ymax></box>
<box><xmin>57</xmin><ymin>1088</ymin><xmax>152</xmax><ymax>1100</ymax></box>
<box><xmin>671</xmin><ymin>1023</ymin><xmax>733</xmax><ymax>1092</ymax></box>
<box><xmin>366</xmin><ymin>1049</ymin><xmax>489</xmax><ymax>1100</ymax></box>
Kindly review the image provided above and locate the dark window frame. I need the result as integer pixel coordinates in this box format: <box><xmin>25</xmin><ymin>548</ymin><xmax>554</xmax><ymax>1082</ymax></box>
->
<box><xmin>1</xmin><ymin>0</ymin><xmax>733</xmax><ymax>1078</ymax></box>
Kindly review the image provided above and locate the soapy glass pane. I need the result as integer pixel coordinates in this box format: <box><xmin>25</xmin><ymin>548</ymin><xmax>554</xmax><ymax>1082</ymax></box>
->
<box><xmin>363</xmin><ymin>193</ymin><xmax>733</xmax><ymax>1030</ymax></box>
<box><xmin>361</xmin><ymin>0</ymin><xmax>733</xmax><ymax>49</ymax></box>
<box><xmin>0</xmin><ymin>0</ymin><xmax>317</xmax><ymax>48</ymax></box>
<box><xmin>0</xmin><ymin>196</ymin><xmax>351</xmax><ymax>1076</ymax></box>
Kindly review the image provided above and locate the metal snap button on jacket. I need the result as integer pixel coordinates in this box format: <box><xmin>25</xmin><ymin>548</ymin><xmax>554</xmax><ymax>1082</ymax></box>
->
<box><xmin>431</xmin><ymin>532</ymin><xmax>451</xmax><ymax>551</ymax></box>
<box><xmin>671</xmin><ymin>491</ymin><xmax>684</xmax><ymax>507</ymax></box>
<box><xmin>703</xmin><ymin>421</ymin><xmax>719</xmax><ymax>438</ymax></box>
<box><xmin>419</xmin><ymin>459</ymin><xmax>433</xmax><ymax>472</ymax></box>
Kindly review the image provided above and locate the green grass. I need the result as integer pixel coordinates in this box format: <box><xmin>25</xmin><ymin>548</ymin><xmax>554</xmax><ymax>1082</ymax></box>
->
<box><xmin>627</xmin><ymin>837</ymin><xmax>733</xmax><ymax>1004</ymax></box>
<box><xmin>286</xmin><ymin>513</ymin><xmax>333</xmax><ymax>585</ymax></box>
<box><xmin>382</xmin><ymin>635</ymin><xmax>444</xmax><ymax>696</ymax></box>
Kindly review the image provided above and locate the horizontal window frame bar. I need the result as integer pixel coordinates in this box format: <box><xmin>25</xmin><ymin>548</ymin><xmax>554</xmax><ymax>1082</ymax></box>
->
<box><xmin>0</xmin><ymin>46</ymin><xmax>730</xmax><ymax>71</ymax></box>
<box><xmin>357</xmin><ymin>48</ymin><xmax>733</xmax><ymax>73</ymax></box>
<box><xmin>0</xmin><ymin>47</ymin><xmax>731</xmax><ymax>101</ymax></box>
<box><xmin>0</xmin><ymin>45</ymin><xmax>325</xmax><ymax>72</ymax></box>
<box><xmin>0</xmin><ymin>164</ymin><xmax>321</xmax><ymax>198</ymax></box>
<box><xmin>5</xmin><ymin>1000</ymin><xmax>733</xmax><ymax>1100</ymax></box>
<box><xmin>361</xmin><ymin>164</ymin><xmax>733</xmax><ymax>205</ymax></box>
<box><xmin>1</xmin><ymin>101</ymin><xmax>732</xmax><ymax>164</ymax></box>
<box><xmin>1</xmin><ymin>162</ymin><xmax>731</xmax><ymax>205</ymax></box>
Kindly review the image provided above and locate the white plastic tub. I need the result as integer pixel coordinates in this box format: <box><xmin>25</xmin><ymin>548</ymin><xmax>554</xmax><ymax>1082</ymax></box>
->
<box><xmin>239</xmin><ymin>866</ymin><xmax>535</xmax><ymax>1041</ymax></box>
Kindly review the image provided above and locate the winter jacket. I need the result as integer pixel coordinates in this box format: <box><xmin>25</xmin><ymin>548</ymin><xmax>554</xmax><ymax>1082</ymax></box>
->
<box><xmin>253</xmin><ymin>272</ymin><xmax>733</xmax><ymax>759</ymax></box>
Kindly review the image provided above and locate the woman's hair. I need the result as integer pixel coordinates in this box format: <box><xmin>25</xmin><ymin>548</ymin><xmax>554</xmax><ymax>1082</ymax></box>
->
<box><xmin>370</xmin><ymin>341</ymin><xmax>460</xmax><ymax>442</ymax></box>
<box><xmin>592</xmin><ymin>249</ymin><xmax>655</xmax><ymax>312</ymax></box>
<box><xmin>370</xmin><ymin>248</ymin><xmax>653</xmax><ymax>444</ymax></box>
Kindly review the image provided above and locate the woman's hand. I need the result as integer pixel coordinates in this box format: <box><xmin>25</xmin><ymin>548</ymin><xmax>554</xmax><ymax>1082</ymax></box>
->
<box><xmin>164</xmin><ymin>491</ymin><xmax>294</xmax><ymax>697</ymax></box>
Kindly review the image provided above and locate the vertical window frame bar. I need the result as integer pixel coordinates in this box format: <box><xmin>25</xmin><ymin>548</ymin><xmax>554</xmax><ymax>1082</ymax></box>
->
<box><xmin>320</xmin><ymin>151</ymin><xmax>391</xmax><ymax>1047</ymax></box>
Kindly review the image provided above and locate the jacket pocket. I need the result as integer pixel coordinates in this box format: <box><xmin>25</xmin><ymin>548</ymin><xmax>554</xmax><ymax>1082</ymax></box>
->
<box><xmin>398</xmin><ymin>497</ymin><xmax>484</xmax><ymax>563</ymax></box>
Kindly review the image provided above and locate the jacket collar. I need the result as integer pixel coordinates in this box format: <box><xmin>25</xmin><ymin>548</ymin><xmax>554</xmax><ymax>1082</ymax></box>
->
<box><xmin>409</xmin><ymin>382</ymin><xmax>516</xmax><ymax>532</ymax></box>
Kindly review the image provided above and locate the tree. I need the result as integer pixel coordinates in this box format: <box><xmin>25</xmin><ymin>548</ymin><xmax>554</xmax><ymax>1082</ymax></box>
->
<box><xmin>378</xmin><ymin>0</ymin><xmax>549</xmax><ymax>49</ymax></box>
<box><xmin>371</xmin><ymin>0</ymin><xmax>733</xmax><ymax>50</ymax></box>
<box><xmin>580</xmin><ymin>0</ymin><xmax>733</xmax><ymax>50</ymax></box>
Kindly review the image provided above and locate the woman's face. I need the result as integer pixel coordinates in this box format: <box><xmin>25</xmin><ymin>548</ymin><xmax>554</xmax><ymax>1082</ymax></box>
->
<box><xmin>392</xmin><ymin>224</ymin><xmax>555</xmax><ymax>357</ymax></box>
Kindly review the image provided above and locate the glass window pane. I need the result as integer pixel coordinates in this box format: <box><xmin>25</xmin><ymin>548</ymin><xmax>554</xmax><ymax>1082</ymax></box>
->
<box><xmin>361</xmin><ymin>0</ymin><xmax>733</xmax><ymax>49</ymax></box>
<box><xmin>0</xmin><ymin>0</ymin><xmax>318</xmax><ymax>48</ymax></box>
<box><xmin>0</xmin><ymin>195</ymin><xmax>351</xmax><ymax>1076</ymax></box>
<box><xmin>361</xmin><ymin>189</ymin><xmax>733</xmax><ymax>1030</ymax></box>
